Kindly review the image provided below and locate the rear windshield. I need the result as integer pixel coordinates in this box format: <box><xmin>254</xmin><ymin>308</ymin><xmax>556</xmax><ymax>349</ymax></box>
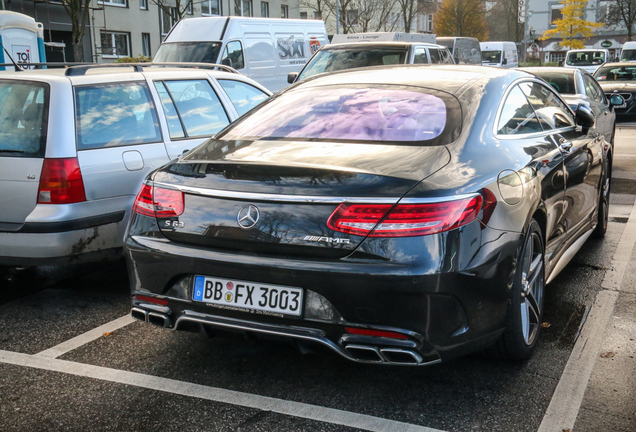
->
<box><xmin>0</xmin><ymin>80</ymin><xmax>48</xmax><ymax>158</ymax></box>
<box><xmin>153</xmin><ymin>42</ymin><xmax>222</xmax><ymax>64</ymax></box>
<box><xmin>222</xmin><ymin>85</ymin><xmax>460</xmax><ymax>144</ymax></box>
<box><xmin>594</xmin><ymin>65</ymin><xmax>636</xmax><ymax>81</ymax></box>
<box><xmin>566</xmin><ymin>51</ymin><xmax>606</xmax><ymax>66</ymax></box>
<box><xmin>298</xmin><ymin>48</ymin><xmax>408</xmax><ymax>80</ymax></box>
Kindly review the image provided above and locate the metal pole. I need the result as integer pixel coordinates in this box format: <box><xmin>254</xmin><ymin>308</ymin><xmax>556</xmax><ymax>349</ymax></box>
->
<box><xmin>336</xmin><ymin>0</ymin><xmax>340</xmax><ymax>34</ymax></box>
<box><xmin>524</xmin><ymin>2</ymin><xmax>528</xmax><ymax>66</ymax></box>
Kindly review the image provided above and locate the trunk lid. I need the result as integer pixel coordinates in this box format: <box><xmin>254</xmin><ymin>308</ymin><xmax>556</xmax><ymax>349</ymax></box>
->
<box><xmin>150</xmin><ymin>140</ymin><xmax>450</xmax><ymax>258</ymax></box>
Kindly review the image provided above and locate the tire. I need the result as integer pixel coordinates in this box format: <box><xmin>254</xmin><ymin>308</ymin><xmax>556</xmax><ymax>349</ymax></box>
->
<box><xmin>593</xmin><ymin>160</ymin><xmax>610</xmax><ymax>238</ymax></box>
<box><xmin>494</xmin><ymin>219</ymin><xmax>545</xmax><ymax>360</ymax></box>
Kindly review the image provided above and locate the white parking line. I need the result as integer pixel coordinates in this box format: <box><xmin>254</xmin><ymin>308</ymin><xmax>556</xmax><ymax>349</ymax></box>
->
<box><xmin>0</xmin><ymin>349</ymin><xmax>444</xmax><ymax>432</ymax></box>
<box><xmin>34</xmin><ymin>314</ymin><xmax>135</xmax><ymax>359</ymax></box>
<box><xmin>538</xmin><ymin>199</ymin><xmax>636</xmax><ymax>432</ymax></box>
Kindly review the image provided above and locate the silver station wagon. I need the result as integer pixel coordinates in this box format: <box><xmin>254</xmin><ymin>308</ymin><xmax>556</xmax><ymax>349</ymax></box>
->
<box><xmin>0</xmin><ymin>64</ymin><xmax>271</xmax><ymax>268</ymax></box>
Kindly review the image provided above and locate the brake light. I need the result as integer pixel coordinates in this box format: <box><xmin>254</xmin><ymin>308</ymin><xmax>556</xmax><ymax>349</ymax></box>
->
<box><xmin>133</xmin><ymin>184</ymin><xmax>184</xmax><ymax>218</ymax></box>
<box><xmin>327</xmin><ymin>196</ymin><xmax>482</xmax><ymax>237</ymax></box>
<box><xmin>134</xmin><ymin>295</ymin><xmax>169</xmax><ymax>306</ymax></box>
<box><xmin>345</xmin><ymin>327</ymin><xmax>408</xmax><ymax>340</ymax></box>
<box><xmin>38</xmin><ymin>158</ymin><xmax>86</xmax><ymax>204</ymax></box>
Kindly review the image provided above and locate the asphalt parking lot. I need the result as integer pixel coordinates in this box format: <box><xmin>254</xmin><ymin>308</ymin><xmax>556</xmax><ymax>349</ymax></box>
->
<box><xmin>1</xmin><ymin>127</ymin><xmax>635</xmax><ymax>432</ymax></box>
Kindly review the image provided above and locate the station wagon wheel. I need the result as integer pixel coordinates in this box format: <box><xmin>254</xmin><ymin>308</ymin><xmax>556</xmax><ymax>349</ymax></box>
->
<box><xmin>495</xmin><ymin>219</ymin><xmax>545</xmax><ymax>360</ymax></box>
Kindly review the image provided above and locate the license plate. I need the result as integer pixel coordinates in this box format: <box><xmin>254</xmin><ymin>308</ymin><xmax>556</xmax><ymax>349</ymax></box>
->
<box><xmin>193</xmin><ymin>275</ymin><xmax>303</xmax><ymax>316</ymax></box>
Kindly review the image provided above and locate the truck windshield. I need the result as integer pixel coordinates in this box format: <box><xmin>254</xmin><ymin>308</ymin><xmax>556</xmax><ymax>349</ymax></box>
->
<box><xmin>482</xmin><ymin>50</ymin><xmax>502</xmax><ymax>63</ymax></box>
<box><xmin>153</xmin><ymin>42</ymin><xmax>222</xmax><ymax>64</ymax></box>
<box><xmin>298</xmin><ymin>47</ymin><xmax>407</xmax><ymax>80</ymax></box>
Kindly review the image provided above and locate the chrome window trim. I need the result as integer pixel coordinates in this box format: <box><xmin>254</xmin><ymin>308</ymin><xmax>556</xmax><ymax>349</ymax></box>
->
<box><xmin>493</xmin><ymin>77</ymin><xmax>577</xmax><ymax>140</ymax></box>
<box><xmin>153</xmin><ymin>181</ymin><xmax>480</xmax><ymax>204</ymax></box>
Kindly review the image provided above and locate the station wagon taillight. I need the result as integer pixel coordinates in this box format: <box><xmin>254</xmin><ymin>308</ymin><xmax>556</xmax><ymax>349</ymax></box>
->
<box><xmin>327</xmin><ymin>196</ymin><xmax>482</xmax><ymax>237</ymax></box>
<box><xmin>38</xmin><ymin>158</ymin><xmax>86</xmax><ymax>204</ymax></box>
<box><xmin>133</xmin><ymin>184</ymin><xmax>184</xmax><ymax>218</ymax></box>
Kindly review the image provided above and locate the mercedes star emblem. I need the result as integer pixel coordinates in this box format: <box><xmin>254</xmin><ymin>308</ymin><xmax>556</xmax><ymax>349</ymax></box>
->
<box><xmin>237</xmin><ymin>205</ymin><xmax>260</xmax><ymax>229</ymax></box>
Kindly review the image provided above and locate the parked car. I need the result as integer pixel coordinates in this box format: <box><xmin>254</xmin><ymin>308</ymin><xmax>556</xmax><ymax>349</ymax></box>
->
<box><xmin>520</xmin><ymin>67</ymin><xmax>622</xmax><ymax>146</ymax></box>
<box><xmin>0</xmin><ymin>63</ymin><xmax>271</xmax><ymax>268</ymax></box>
<box><xmin>288</xmin><ymin>41</ymin><xmax>454</xmax><ymax>83</ymax></box>
<box><xmin>564</xmin><ymin>49</ymin><xmax>609</xmax><ymax>74</ymax></box>
<box><xmin>436</xmin><ymin>37</ymin><xmax>482</xmax><ymax>64</ymax></box>
<box><xmin>125</xmin><ymin>65</ymin><xmax>610</xmax><ymax>366</ymax></box>
<box><xmin>593</xmin><ymin>61</ymin><xmax>636</xmax><ymax>120</ymax></box>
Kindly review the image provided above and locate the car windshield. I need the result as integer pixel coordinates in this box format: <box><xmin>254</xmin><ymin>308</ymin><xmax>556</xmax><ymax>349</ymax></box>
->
<box><xmin>0</xmin><ymin>80</ymin><xmax>48</xmax><ymax>157</ymax></box>
<box><xmin>594</xmin><ymin>66</ymin><xmax>636</xmax><ymax>81</ymax></box>
<box><xmin>566</xmin><ymin>51</ymin><xmax>605</xmax><ymax>66</ymax></box>
<box><xmin>298</xmin><ymin>48</ymin><xmax>408</xmax><ymax>80</ymax></box>
<box><xmin>482</xmin><ymin>50</ymin><xmax>502</xmax><ymax>63</ymax></box>
<box><xmin>222</xmin><ymin>85</ymin><xmax>449</xmax><ymax>143</ymax></box>
<box><xmin>153</xmin><ymin>42</ymin><xmax>222</xmax><ymax>64</ymax></box>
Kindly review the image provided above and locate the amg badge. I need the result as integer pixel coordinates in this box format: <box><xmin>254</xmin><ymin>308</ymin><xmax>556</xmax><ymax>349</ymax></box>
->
<box><xmin>303</xmin><ymin>235</ymin><xmax>350</xmax><ymax>244</ymax></box>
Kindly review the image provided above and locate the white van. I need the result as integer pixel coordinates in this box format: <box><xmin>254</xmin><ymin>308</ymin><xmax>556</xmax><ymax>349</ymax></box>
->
<box><xmin>480</xmin><ymin>41</ymin><xmax>517</xmax><ymax>68</ymax></box>
<box><xmin>436</xmin><ymin>37</ymin><xmax>481</xmax><ymax>64</ymax></box>
<box><xmin>153</xmin><ymin>17</ymin><xmax>329</xmax><ymax>92</ymax></box>
<box><xmin>621</xmin><ymin>41</ymin><xmax>636</xmax><ymax>61</ymax></box>
<box><xmin>564</xmin><ymin>49</ymin><xmax>609</xmax><ymax>73</ymax></box>
<box><xmin>0</xmin><ymin>11</ymin><xmax>46</xmax><ymax>70</ymax></box>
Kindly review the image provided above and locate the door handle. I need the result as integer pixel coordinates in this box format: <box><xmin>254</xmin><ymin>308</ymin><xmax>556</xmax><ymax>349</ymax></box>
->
<box><xmin>559</xmin><ymin>140</ymin><xmax>573</xmax><ymax>152</ymax></box>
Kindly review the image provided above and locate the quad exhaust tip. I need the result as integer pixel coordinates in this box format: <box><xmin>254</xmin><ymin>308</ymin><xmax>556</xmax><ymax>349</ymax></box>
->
<box><xmin>131</xmin><ymin>307</ymin><xmax>172</xmax><ymax>328</ymax></box>
<box><xmin>344</xmin><ymin>344</ymin><xmax>424</xmax><ymax>365</ymax></box>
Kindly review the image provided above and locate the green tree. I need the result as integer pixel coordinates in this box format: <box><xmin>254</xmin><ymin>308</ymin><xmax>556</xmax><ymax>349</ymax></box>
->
<box><xmin>539</xmin><ymin>0</ymin><xmax>603</xmax><ymax>49</ymax></box>
<box><xmin>435</xmin><ymin>0</ymin><xmax>489</xmax><ymax>40</ymax></box>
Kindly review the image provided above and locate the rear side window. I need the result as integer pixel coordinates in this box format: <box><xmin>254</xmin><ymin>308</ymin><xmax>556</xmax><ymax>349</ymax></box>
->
<box><xmin>155</xmin><ymin>79</ymin><xmax>230</xmax><ymax>139</ymax></box>
<box><xmin>75</xmin><ymin>82</ymin><xmax>161</xmax><ymax>150</ymax></box>
<box><xmin>218</xmin><ymin>79</ymin><xmax>269</xmax><ymax>116</ymax></box>
<box><xmin>497</xmin><ymin>85</ymin><xmax>543</xmax><ymax>135</ymax></box>
<box><xmin>223</xmin><ymin>85</ymin><xmax>455</xmax><ymax>143</ymax></box>
<box><xmin>0</xmin><ymin>80</ymin><xmax>49</xmax><ymax>157</ymax></box>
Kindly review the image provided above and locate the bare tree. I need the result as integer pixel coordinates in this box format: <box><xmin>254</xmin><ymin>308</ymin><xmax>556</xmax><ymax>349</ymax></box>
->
<box><xmin>601</xmin><ymin>0</ymin><xmax>636</xmax><ymax>41</ymax></box>
<box><xmin>61</xmin><ymin>0</ymin><xmax>91</xmax><ymax>62</ymax></box>
<box><xmin>486</xmin><ymin>0</ymin><xmax>523</xmax><ymax>42</ymax></box>
<box><xmin>152</xmin><ymin>0</ymin><xmax>195</xmax><ymax>24</ymax></box>
<box><xmin>395</xmin><ymin>0</ymin><xmax>418</xmax><ymax>32</ymax></box>
<box><xmin>356</xmin><ymin>0</ymin><xmax>400</xmax><ymax>32</ymax></box>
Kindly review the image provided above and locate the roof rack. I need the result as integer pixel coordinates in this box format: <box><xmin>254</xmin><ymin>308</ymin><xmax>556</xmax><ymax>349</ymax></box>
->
<box><xmin>63</xmin><ymin>62</ymin><xmax>239</xmax><ymax>76</ymax></box>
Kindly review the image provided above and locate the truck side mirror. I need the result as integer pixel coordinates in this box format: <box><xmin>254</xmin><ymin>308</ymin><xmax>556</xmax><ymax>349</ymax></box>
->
<box><xmin>502</xmin><ymin>58</ymin><xmax>507</xmax><ymax>65</ymax></box>
<box><xmin>287</xmin><ymin>72</ymin><xmax>298</xmax><ymax>84</ymax></box>
<box><xmin>221</xmin><ymin>58</ymin><xmax>233</xmax><ymax>67</ymax></box>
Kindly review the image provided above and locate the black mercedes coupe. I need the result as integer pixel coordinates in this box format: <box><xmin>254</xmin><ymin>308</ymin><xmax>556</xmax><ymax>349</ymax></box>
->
<box><xmin>124</xmin><ymin>65</ymin><xmax>611</xmax><ymax>366</ymax></box>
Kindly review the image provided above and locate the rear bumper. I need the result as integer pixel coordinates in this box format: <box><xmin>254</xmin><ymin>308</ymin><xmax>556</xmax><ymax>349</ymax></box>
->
<box><xmin>125</xmin><ymin>224</ymin><xmax>523</xmax><ymax>364</ymax></box>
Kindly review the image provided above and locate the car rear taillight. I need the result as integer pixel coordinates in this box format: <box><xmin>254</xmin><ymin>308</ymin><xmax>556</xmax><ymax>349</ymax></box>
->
<box><xmin>345</xmin><ymin>327</ymin><xmax>408</xmax><ymax>340</ymax></box>
<box><xmin>38</xmin><ymin>158</ymin><xmax>86</xmax><ymax>204</ymax></box>
<box><xmin>133</xmin><ymin>184</ymin><xmax>184</xmax><ymax>218</ymax></box>
<box><xmin>327</xmin><ymin>196</ymin><xmax>483</xmax><ymax>237</ymax></box>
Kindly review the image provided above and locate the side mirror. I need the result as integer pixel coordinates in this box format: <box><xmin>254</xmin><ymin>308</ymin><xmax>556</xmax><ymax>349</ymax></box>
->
<box><xmin>221</xmin><ymin>58</ymin><xmax>232</xmax><ymax>67</ymax></box>
<box><xmin>575</xmin><ymin>104</ymin><xmax>595</xmax><ymax>130</ymax></box>
<box><xmin>502</xmin><ymin>58</ymin><xmax>507</xmax><ymax>65</ymax></box>
<box><xmin>609</xmin><ymin>94</ymin><xmax>625</xmax><ymax>108</ymax></box>
<box><xmin>287</xmin><ymin>72</ymin><xmax>299</xmax><ymax>84</ymax></box>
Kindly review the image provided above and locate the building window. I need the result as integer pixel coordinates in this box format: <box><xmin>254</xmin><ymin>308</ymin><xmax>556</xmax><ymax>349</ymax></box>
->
<box><xmin>313</xmin><ymin>11</ymin><xmax>321</xmax><ymax>19</ymax></box>
<box><xmin>142</xmin><ymin>33</ymin><xmax>151</xmax><ymax>57</ymax></box>
<box><xmin>281</xmin><ymin>4</ymin><xmax>288</xmax><ymax>18</ymax></box>
<box><xmin>98</xmin><ymin>0</ymin><xmax>127</xmax><ymax>6</ymax></box>
<box><xmin>100</xmin><ymin>31</ymin><xmax>130</xmax><ymax>58</ymax></box>
<box><xmin>261</xmin><ymin>2</ymin><xmax>269</xmax><ymax>17</ymax></box>
<box><xmin>300</xmin><ymin>11</ymin><xmax>307</xmax><ymax>19</ymax></box>
<box><xmin>234</xmin><ymin>0</ymin><xmax>253</xmax><ymax>16</ymax></box>
<box><xmin>550</xmin><ymin>52</ymin><xmax>566</xmax><ymax>63</ymax></box>
<box><xmin>161</xmin><ymin>8</ymin><xmax>177</xmax><ymax>38</ymax></box>
<box><xmin>139</xmin><ymin>0</ymin><xmax>147</xmax><ymax>10</ymax></box>
<box><xmin>186</xmin><ymin>0</ymin><xmax>193</xmax><ymax>15</ymax></box>
<box><xmin>550</xmin><ymin>5</ymin><xmax>563</xmax><ymax>27</ymax></box>
<box><xmin>202</xmin><ymin>0</ymin><xmax>221</xmax><ymax>15</ymax></box>
<box><xmin>428</xmin><ymin>14</ymin><xmax>433</xmax><ymax>32</ymax></box>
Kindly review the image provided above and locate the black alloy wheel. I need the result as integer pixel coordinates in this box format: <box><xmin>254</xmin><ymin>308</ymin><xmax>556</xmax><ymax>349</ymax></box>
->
<box><xmin>494</xmin><ymin>219</ymin><xmax>545</xmax><ymax>360</ymax></box>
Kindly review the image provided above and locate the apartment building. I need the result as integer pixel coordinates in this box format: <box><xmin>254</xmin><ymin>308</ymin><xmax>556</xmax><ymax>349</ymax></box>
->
<box><xmin>3</xmin><ymin>0</ymin><xmax>301</xmax><ymax>63</ymax></box>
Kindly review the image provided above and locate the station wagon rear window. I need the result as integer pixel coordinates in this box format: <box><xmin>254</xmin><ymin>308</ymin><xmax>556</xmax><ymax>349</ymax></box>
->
<box><xmin>222</xmin><ymin>86</ymin><xmax>457</xmax><ymax>143</ymax></box>
<box><xmin>75</xmin><ymin>82</ymin><xmax>162</xmax><ymax>150</ymax></box>
<box><xmin>0</xmin><ymin>80</ymin><xmax>48</xmax><ymax>157</ymax></box>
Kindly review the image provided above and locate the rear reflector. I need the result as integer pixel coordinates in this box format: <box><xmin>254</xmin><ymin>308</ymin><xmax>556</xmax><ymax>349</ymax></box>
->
<box><xmin>38</xmin><ymin>158</ymin><xmax>86</xmax><ymax>204</ymax></box>
<box><xmin>345</xmin><ymin>327</ymin><xmax>408</xmax><ymax>340</ymax></box>
<box><xmin>327</xmin><ymin>196</ymin><xmax>483</xmax><ymax>237</ymax></box>
<box><xmin>133</xmin><ymin>184</ymin><xmax>184</xmax><ymax>218</ymax></box>
<box><xmin>134</xmin><ymin>295</ymin><xmax>169</xmax><ymax>306</ymax></box>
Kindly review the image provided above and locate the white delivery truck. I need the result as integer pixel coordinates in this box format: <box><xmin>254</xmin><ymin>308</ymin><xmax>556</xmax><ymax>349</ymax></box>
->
<box><xmin>480</xmin><ymin>41</ymin><xmax>518</xmax><ymax>68</ymax></box>
<box><xmin>620</xmin><ymin>41</ymin><xmax>636</xmax><ymax>61</ymax></box>
<box><xmin>0</xmin><ymin>11</ymin><xmax>46</xmax><ymax>70</ymax></box>
<box><xmin>564</xmin><ymin>48</ymin><xmax>609</xmax><ymax>73</ymax></box>
<box><xmin>436</xmin><ymin>37</ymin><xmax>482</xmax><ymax>64</ymax></box>
<box><xmin>154</xmin><ymin>16</ymin><xmax>329</xmax><ymax>92</ymax></box>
